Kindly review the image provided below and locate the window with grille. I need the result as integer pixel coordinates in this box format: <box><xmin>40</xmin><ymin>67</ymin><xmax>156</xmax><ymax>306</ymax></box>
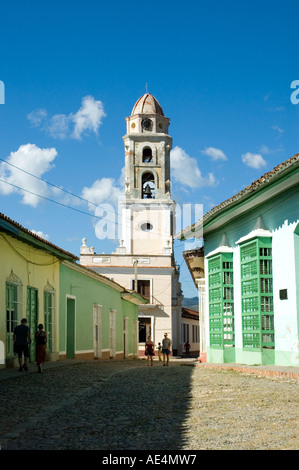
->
<box><xmin>208</xmin><ymin>252</ymin><xmax>234</xmax><ymax>349</ymax></box>
<box><xmin>240</xmin><ymin>237</ymin><xmax>274</xmax><ymax>350</ymax></box>
<box><xmin>44</xmin><ymin>289</ymin><xmax>55</xmax><ymax>353</ymax></box>
<box><xmin>6</xmin><ymin>272</ymin><xmax>22</xmax><ymax>358</ymax></box>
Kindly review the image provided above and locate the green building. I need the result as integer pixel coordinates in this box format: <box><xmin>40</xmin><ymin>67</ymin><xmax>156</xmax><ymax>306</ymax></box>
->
<box><xmin>178</xmin><ymin>154</ymin><xmax>299</xmax><ymax>366</ymax></box>
<box><xmin>0</xmin><ymin>212</ymin><xmax>146</xmax><ymax>369</ymax></box>
<box><xmin>59</xmin><ymin>261</ymin><xmax>145</xmax><ymax>360</ymax></box>
<box><xmin>0</xmin><ymin>212</ymin><xmax>76</xmax><ymax>367</ymax></box>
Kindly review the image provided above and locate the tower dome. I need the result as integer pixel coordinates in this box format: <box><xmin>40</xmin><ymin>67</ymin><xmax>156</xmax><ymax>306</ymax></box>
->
<box><xmin>131</xmin><ymin>93</ymin><xmax>164</xmax><ymax>116</ymax></box>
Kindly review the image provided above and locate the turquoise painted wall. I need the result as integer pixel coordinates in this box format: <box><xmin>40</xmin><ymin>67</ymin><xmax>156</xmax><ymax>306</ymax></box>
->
<box><xmin>204</xmin><ymin>186</ymin><xmax>299</xmax><ymax>255</ymax></box>
<box><xmin>294</xmin><ymin>224</ymin><xmax>299</xmax><ymax>341</ymax></box>
<box><xmin>204</xmin><ymin>184</ymin><xmax>299</xmax><ymax>366</ymax></box>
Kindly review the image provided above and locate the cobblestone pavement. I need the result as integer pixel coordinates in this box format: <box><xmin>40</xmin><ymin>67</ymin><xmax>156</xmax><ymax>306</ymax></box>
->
<box><xmin>0</xmin><ymin>359</ymin><xmax>298</xmax><ymax>451</ymax></box>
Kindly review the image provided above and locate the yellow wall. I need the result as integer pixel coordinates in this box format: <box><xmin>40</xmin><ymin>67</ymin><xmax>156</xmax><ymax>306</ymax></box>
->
<box><xmin>0</xmin><ymin>233</ymin><xmax>60</xmax><ymax>361</ymax></box>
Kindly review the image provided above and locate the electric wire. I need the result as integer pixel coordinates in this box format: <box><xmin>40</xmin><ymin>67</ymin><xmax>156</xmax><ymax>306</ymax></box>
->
<box><xmin>0</xmin><ymin>158</ymin><xmax>198</xmax><ymax>245</ymax></box>
<box><xmin>0</xmin><ymin>233</ymin><xmax>60</xmax><ymax>266</ymax></box>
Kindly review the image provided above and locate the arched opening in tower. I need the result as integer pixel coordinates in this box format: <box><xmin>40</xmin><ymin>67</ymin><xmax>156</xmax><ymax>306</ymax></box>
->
<box><xmin>142</xmin><ymin>172</ymin><xmax>155</xmax><ymax>199</ymax></box>
<box><xmin>142</xmin><ymin>147</ymin><xmax>153</xmax><ymax>163</ymax></box>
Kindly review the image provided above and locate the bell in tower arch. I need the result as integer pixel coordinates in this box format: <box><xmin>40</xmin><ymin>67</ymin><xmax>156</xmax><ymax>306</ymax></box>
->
<box><xmin>142</xmin><ymin>172</ymin><xmax>155</xmax><ymax>199</ymax></box>
<box><xmin>143</xmin><ymin>184</ymin><xmax>152</xmax><ymax>198</ymax></box>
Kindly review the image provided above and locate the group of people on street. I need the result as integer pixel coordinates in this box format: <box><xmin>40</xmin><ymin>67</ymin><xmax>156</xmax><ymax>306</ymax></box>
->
<box><xmin>13</xmin><ymin>320</ymin><xmax>186</xmax><ymax>372</ymax></box>
<box><xmin>13</xmin><ymin>318</ymin><xmax>47</xmax><ymax>373</ymax></box>
<box><xmin>145</xmin><ymin>332</ymin><xmax>172</xmax><ymax>367</ymax></box>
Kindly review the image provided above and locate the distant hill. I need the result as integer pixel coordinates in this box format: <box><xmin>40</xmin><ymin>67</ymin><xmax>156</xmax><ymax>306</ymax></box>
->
<box><xmin>182</xmin><ymin>296</ymin><xmax>198</xmax><ymax>312</ymax></box>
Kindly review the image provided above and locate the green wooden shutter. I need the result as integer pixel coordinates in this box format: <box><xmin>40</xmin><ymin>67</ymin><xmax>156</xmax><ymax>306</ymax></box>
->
<box><xmin>240</xmin><ymin>237</ymin><xmax>274</xmax><ymax>350</ymax></box>
<box><xmin>208</xmin><ymin>252</ymin><xmax>235</xmax><ymax>349</ymax></box>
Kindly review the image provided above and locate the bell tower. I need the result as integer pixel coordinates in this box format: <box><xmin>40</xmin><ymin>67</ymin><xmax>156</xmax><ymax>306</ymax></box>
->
<box><xmin>80</xmin><ymin>92</ymin><xmax>183</xmax><ymax>356</ymax></box>
<box><xmin>120</xmin><ymin>93</ymin><xmax>175</xmax><ymax>256</ymax></box>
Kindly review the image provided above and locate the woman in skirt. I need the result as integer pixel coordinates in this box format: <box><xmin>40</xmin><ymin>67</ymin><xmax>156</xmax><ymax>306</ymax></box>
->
<box><xmin>35</xmin><ymin>324</ymin><xmax>47</xmax><ymax>373</ymax></box>
<box><xmin>145</xmin><ymin>335</ymin><xmax>155</xmax><ymax>366</ymax></box>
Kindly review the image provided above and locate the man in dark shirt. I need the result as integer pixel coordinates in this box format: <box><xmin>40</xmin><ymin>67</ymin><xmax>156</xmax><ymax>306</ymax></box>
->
<box><xmin>13</xmin><ymin>318</ymin><xmax>31</xmax><ymax>371</ymax></box>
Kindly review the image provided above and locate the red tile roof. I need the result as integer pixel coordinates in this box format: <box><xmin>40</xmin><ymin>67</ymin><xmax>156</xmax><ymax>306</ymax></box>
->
<box><xmin>177</xmin><ymin>153</ymin><xmax>299</xmax><ymax>238</ymax></box>
<box><xmin>0</xmin><ymin>212</ymin><xmax>78</xmax><ymax>260</ymax></box>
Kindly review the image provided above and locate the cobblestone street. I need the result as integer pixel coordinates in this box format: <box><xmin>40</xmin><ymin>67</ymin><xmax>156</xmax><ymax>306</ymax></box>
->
<box><xmin>0</xmin><ymin>359</ymin><xmax>298</xmax><ymax>451</ymax></box>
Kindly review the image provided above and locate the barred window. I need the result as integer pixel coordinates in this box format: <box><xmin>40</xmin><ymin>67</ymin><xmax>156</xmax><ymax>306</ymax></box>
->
<box><xmin>6</xmin><ymin>270</ymin><xmax>23</xmax><ymax>358</ymax></box>
<box><xmin>44</xmin><ymin>288</ymin><xmax>55</xmax><ymax>353</ymax></box>
<box><xmin>208</xmin><ymin>253</ymin><xmax>234</xmax><ymax>349</ymax></box>
<box><xmin>240</xmin><ymin>237</ymin><xmax>274</xmax><ymax>350</ymax></box>
<box><xmin>261</xmin><ymin>296</ymin><xmax>273</xmax><ymax>312</ymax></box>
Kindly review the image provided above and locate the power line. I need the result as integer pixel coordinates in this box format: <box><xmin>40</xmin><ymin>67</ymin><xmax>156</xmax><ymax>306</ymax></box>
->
<box><xmin>0</xmin><ymin>158</ymin><xmax>196</xmax><ymax>245</ymax></box>
<box><xmin>0</xmin><ymin>157</ymin><xmax>106</xmax><ymax>209</ymax></box>
<box><xmin>0</xmin><ymin>178</ymin><xmax>106</xmax><ymax>220</ymax></box>
<box><xmin>0</xmin><ymin>177</ymin><xmax>191</xmax><ymax>253</ymax></box>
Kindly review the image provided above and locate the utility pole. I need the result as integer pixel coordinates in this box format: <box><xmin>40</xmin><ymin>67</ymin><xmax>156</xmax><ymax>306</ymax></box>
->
<box><xmin>133</xmin><ymin>260</ymin><xmax>138</xmax><ymax>292</ymax></box>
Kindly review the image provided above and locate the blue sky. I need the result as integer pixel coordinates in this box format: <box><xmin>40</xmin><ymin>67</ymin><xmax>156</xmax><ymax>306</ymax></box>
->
<box><xmin>0</xmin><ymin>0</ymin><xmax>298</xmax><ymax>299</ymax></box>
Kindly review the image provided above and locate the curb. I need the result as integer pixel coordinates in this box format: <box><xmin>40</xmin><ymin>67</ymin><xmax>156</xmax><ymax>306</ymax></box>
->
<box><xmin>195</xmin><ymin>363</ymin><xmax>299</xmax><ymax>380</ymax></box>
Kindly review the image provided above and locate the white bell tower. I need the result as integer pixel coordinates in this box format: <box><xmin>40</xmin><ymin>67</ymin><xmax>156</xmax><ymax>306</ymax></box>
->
<box><xmin>80</xmin><ymin>92</ymin><xmax>183</xmax><ymax>356</ymax></box>
<box><xmin>120</xmin><ymin>93</ymin><xmax>176</xmax><ymax>256</ymax></box>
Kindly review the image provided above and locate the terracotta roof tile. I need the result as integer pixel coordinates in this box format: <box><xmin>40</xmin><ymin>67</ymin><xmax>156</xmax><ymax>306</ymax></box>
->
<box><xmin>178</xmin><ymin>153</ymin><xmax>299</xmax><ymax>237</ymax></box>
<box><xmin>0</xmin><ymin>212</ymin><xmax>78</xmax><ymax>260</ymax></box>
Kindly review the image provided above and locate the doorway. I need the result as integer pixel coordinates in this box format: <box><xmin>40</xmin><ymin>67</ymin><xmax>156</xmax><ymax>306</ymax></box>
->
<box><xmin>27</xmin><ymin>287</ymin><xmax>38</xmax><ymax>362</ymax></box>
<box><xmin>93</xmin><ymin>304</ymin><xmax>102</xmax><ymax>359</ymax></box>
<box><xmin>123</xmin><ymin>317</ymin><xmax>128</xmax><ymax>358</ymax></box>
<box><xmin>66</xmin><ymin>297</ymin><xmax>76</xmax><ymax>359</ymax></box>
<box><xmin>139</xmin><ymin>317</ymin><xmax>151</xmax><ymax>343</ymax></box>
<box><xmin>109</xmin><ymin>309</ymin><xmax>116</xmax><ymax>358</ymax></box>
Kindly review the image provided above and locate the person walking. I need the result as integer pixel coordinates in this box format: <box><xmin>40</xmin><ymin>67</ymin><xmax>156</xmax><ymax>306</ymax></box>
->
<box><xmin>35</xmin><ymin>324</ymin><xmax>47</xmax><ymax>373</ymax></box>
<box><xmin>157</xmin><ymin>342</ymin><xmax>162</xmax><ymax>361</ymax></box>
<box><xmin>184</xmin><ymin>341</ymin><xmax>190</xmax><ymax>357</ymax></box>
<box><xmin>162</xmin><ymin>332</ymin><xmax>172</xmax><ymax>367</ymax></box>
<box><xmin>145</xmin><ymin>335</ymin><xmax>155</xmax><ymax>366</ymax></box>
<box><xmin>13</xmin><ymin>318</ymin><xmax>31</xmax><ymax>371</ymax></box>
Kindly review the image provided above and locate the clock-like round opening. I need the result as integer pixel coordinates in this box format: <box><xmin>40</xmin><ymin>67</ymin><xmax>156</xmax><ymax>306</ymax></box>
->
<box><xmin>140</xmin><ymin>222</ymin><xmax>153</xmax><ymax>232</ymax></box>
<box><xmin>142</xmin><ymin>118</ymin><xmax>153</xmax><ymax>131</ymax></box>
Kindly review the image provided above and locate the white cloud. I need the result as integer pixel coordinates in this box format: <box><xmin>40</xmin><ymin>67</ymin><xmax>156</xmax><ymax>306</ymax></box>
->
<box><xmin>27</xmin><ymin>109</ymin><xmax>47</xmax><ymax>127</ymax></box>
<box><xmin>258</xmin><ymin>144</ymin><xmax>284</xmax><ymax>155</ymax></box>
<box><xmin>258</xmin><ymin>145</ymin><xmax>270</xmax><ymax>154</ymax></box>
<box><xmin>27</xmin><ymin>95</ymin><xmax>106</xmax><ymax>140</ymax></box>
<box><xmin>31</xmin><ymin>229</ymin><xmax>49</xmax><ymax>240</ymax></box>
<box><xmin>170</xmin><ymin>146</ymin><xmax>217</xmax><ymax>189</ymax></box>
<box><xmin>0</xmin><ymin>144</ymin><xmax>57</xmax><ymax>207</ymax></box>
<box><xmin>81</xmin><ymin>177</ymin><xmax>123</xmax><ymax>211</ymax></box>
<box><xmin>47</xmin><ymin>113</ymin><xmax>70</xmax><ymax>139</ymax></box>
<box><xmin>272</xmin><ymin>125</ymin><xmax>284</xmax><ymax>134</ymax></box>
<box><xmin>72</xmin><ymin>96</ymin><xmax>106</xmax><ymax>140</ymax></box>
<box><xmin>201</xmin><ymin>147</ymin><xmax>227</xmax><ymax>161</ymax></box>
<box><xmin>81</xmin><ymin>176</ymin><xmax>124</xmax><ymax>241</ymax></box>
<box><xmin>242</xmin><ymin>152</ymin><xmax>267</xmax><ymax>169</ymax></box>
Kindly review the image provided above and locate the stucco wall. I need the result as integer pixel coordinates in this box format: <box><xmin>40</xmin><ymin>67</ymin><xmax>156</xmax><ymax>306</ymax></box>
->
<box><xmin>204</xmin><ymin>186</ymin><xmax>299</xmax><ymax>366</ymax></box>
<box><xmin>0</xmin><ymin>233</ymin><xmax>60</xmax><ymax>366</ymax></box>
<box><xmin>59</xmin><ymin>263</ymin><xmax>139</xmax><ymax>360</ymax></box>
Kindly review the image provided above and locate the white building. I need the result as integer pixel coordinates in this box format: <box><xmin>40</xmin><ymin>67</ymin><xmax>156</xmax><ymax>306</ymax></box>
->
<box><xmin>80</xmin><ymin>93</ymin><xmax>183</xmax><ymax>355</ymax></box>
<box><xmin>178</xmin><ymin>153</ymin><xmax>299</xmax><ymax>366</ymax></box>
